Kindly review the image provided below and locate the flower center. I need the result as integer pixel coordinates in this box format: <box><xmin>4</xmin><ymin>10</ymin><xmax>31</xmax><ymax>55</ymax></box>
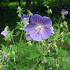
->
<box><xmin>35</xmin><ymin>24</ymin><xmax>44</xmax><ymax>33</ymax></box>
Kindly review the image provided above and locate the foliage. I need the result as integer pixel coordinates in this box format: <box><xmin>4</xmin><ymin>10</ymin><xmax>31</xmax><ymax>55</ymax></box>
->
<box><xmin>0</xmin><ymin>2</ymin><xmax>70</xmax><ymax>70</ymax></box>
<box><xmin>43</xmin><ymin>0</ymin><xmax>70</xmax><ymax>7</ymax></box>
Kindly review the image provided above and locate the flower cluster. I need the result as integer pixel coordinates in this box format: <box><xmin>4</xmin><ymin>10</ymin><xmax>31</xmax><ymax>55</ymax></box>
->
<box><xmin>1</xmin><ymin>14</ymin><xmax>54</xmax><ymax>42</ymax></box>
<box><xmin>22</xmin><ymin>14</ymin><xmax>54</xmax><ymax>41</ymax></box>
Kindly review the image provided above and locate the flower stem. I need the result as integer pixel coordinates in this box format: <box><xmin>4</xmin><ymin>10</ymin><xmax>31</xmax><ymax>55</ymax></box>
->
<box><xmin>20</xmin><ymin>30</ymin><xmax>23</xmax><ymax>42</ymax></box>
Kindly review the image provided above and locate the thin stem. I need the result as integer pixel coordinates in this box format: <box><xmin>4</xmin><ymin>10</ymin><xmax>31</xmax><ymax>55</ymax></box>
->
<box><xmin>20</xmin><ymin>30</ymin><xmax>23</xmax><ymax>42</ymax></box>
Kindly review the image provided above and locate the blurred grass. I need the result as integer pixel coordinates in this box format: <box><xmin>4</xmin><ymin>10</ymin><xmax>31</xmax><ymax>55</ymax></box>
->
<box><xmin>0</xmin><ymin>2</ymin><xmax>25</xmax><ymax>7</ymax></box>
<box><xmin>2</xmin><ymin>41</ymin><xmax>70</xmax><ymax>70</ymax></box>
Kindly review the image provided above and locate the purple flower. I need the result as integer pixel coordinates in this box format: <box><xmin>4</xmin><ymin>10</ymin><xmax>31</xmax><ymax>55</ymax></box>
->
<box><xmin>25</xmin><ymin>14</ymin><xmax>54</xmax><ymax>41</ymax></box>
<box><xmin>1</xmin><ymin>30</ymin><xmax>8</xmax><ymax>37</ymax></box>
<box><xmin>61</xmin><ymin>9</ymin><xmax>68</xmax><ymax>16</ymax></box>
<box><xmin>21</xmin><ymin>14</ymin><xmax>29</xmax><ymax>25</ymax></box>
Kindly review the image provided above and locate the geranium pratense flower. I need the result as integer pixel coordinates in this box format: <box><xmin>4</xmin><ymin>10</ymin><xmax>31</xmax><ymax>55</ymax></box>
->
<box><xmin>25</xmin><ymin>14</ymin><xmax>54</xmax><ymax>41</ymax></box>
<box><xmin>61</xmin><ymin>9</ymin><xmax>68</xmax><ymax>16</ymax></box>
<box><xmin>21</xmin><ymin>14</ymin><xmax>29</xmax><ymax>25</ymax></box>
<box><xmin>1</xmin><ymin>31</ymin><xmax>8</xmax><ymax>37</ymax></box>
<box><xmin>1</xmin><ymin>26</ymin><xmax>9</xmax><ymax>37</ymax></box>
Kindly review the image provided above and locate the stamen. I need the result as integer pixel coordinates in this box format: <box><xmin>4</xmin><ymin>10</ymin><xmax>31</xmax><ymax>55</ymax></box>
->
<box><xmin>35</xmin><ymin>24</ymin><xmax>44</xmax><ymax>33</ymax></box>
